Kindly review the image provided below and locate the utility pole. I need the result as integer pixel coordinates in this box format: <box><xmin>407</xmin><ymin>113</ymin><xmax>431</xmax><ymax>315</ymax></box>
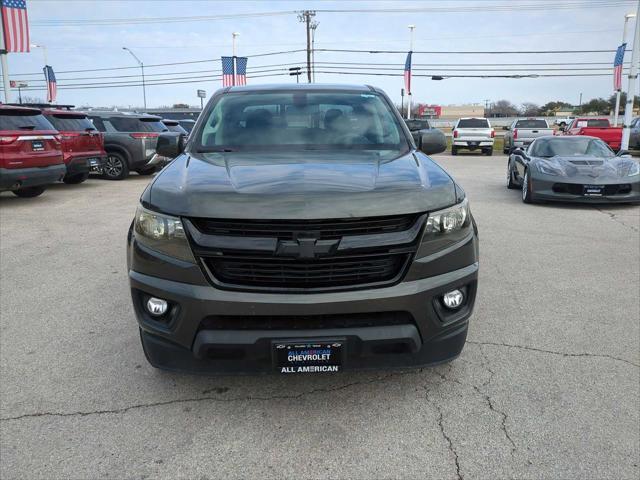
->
<box><xmin>614</xmin><ymin>13</ymin><xmax>636</xmax><ymax>126</ymax></box>
<box><xmin>299</xmin><ymin>10</ymin><xmax>316</xmax><ymax>83</ymax></box>
<box><xmin>310</xmin><ymin>20</ymin><xmax>319</xmax><ymax>83</ymax></box>
<box><xmin>123</xmin><ymin>47</ymin><xmax>146</xmax><ymax>110</ymax></box>
<box><xmin>621</xmin><ymin>0</ymin><xmax>640</xmax><ymax>150</ymax></box>
<box><xmin>407</xmin><ymin>24</ymin><xmax>415</xmax><ymax>120</ymax></box>
<box><xmin>579</xmin><ymin>92</ymin><xmax>583</xmax><ymax>108</ymax></box>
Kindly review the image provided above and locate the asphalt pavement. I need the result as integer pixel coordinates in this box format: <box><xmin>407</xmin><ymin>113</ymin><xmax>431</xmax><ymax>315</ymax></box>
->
<box><xmin>1</xmin><ymin>153</ymin><xmax>638</xmax><ymax>479</ymax></box>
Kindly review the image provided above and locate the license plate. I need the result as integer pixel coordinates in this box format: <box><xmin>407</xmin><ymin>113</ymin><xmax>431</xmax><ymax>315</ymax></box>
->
<box><xmin>468</xmin><ymin>141</ymin><xmax>479</xmax><ymax>147</ymax></box>
<box><xmin>31</xmin><ymin>140</ymin><xmax>44</xmax><ymax>151</ymax></box>
<box><xmin>584</xmin><ymin>184</ymin><xmax>604</xmax><ymax>196</ymax></box>
<box><xmin>88</xmin><ymin>158</ymin><xmax>100</xmax><ymax>166</ymax></box>
<box><xmin>274</xmin><ymin>340</ymin><xmax>344</xmax><ymax>374</ymax></box>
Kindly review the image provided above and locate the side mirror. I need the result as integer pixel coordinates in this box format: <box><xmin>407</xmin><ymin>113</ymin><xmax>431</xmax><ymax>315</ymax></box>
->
<box><xmin>419</xmin><ymin>129</ymin><xmax>447</xmax><ymax>155</ymax></box>
<box><xmin>616</xmin><ymin>149</ymin><xmax>631</xmax><ymax>157</ymax></box>
<box><xmin>156</xmin><ymin>133</ymin><xmax>185</xmax><ymax>158</ymax></box>
<box><xmin>512</xmin><ymin>147</ymin><xmax>527</xmax><ymax>158</ymax></box>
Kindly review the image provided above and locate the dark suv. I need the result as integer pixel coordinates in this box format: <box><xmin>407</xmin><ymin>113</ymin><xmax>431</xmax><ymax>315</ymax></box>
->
<box><xmin>127</xmin><ymin>84</ymin><xmax>478</xmax><ymax>375</ymax></box>
<box><xmin>87</xmin><ymin>112</ymin><xmax>166</xmax><ymax>180</ymax></box>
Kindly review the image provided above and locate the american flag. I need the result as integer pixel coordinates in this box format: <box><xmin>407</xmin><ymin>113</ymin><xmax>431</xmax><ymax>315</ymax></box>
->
<box><xmin>613</xmin><ymin>43</ymin><xmax>626</xmax><ymax>91</ymax></box>
<box><xmin>404</xmin><ymin>51</ymin><xmax>412</xmax><ymax>95</ymax></box>
<box><xmin>1</xmin><ymin>0</ymin><xmax>29</xmax><ymax>53</ymax></box>
<box><xmin>221</xmin><ymin>56</ymin><xmax>235</xmax><ymax>86</ymax></box>
<box><xmin>43</xmin><ymin>65</ymin><xmax>56</xmax><ymax>103</ymax></box>
<box><xmin>235</xmin><ymin>56</ymin><xmax>247</xmax><ymax>86</ymax></box>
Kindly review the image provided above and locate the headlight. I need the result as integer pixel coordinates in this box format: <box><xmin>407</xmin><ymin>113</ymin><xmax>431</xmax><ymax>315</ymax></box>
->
<box><xmin>417</xmin><ymin>198</ymin><xmax>473</xmax><ymax>258</ymax></box>
<box><xmin>627</xmin><ymin>161</ymin><xmax>640</xmax><ymax>176</ymax></box>
<box><xmin>133</xmin><ymin>205</ymin><xmax>195</xmax><ymax>263</ymax></box>
<box><xmin>538</xmin><ymin>161</ymin><xmax>562</xmax><ymax>176</ymax></box>
<box><xmin>424</xmin><ymin>198</ymin><xmax>470</xmax><ymax>234</ymax></box>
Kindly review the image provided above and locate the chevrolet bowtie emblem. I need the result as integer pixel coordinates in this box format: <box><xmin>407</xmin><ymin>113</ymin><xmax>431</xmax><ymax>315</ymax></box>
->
<box><xmin>275</xmin><ymin>234</ymin><xmax>340</xmax><ymax>258</ymax></box>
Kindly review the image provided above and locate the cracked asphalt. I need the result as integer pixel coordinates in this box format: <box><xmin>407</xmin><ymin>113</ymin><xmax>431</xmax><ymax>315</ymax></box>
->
<box><xmin>1</xmin><ymin>154</ymin><xmax>639</xmax><ymax>479</ymax></box>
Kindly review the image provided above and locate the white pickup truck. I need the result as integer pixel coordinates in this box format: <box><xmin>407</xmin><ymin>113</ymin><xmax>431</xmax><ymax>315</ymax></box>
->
<box><xmin>502</xmin><ymin>118</ymin><xmax>554</xmax><ymax>154</ymax></box>
<box><xmin>452</xmin><ymin>117</ymin><xmax>495</xmax><ymax>156</ymax></box>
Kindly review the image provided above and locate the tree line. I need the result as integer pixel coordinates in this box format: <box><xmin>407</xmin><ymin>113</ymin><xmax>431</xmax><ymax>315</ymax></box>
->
<box><xmin>487</xmin><ymin>94</ymin><xmax>640</xmax><ymax>117</ymax></box>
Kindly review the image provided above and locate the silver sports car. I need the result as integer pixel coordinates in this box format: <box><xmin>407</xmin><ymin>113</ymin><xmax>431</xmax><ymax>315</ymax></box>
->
<box><xmin>507</xmin><ymin>136</ymin><xmax>640</xmax><ymax>204</ymax></box>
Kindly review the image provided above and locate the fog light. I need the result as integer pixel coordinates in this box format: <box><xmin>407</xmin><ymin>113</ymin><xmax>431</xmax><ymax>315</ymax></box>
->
<box><xmin>442</xmin><ymin>289</ymin><xmax>464</xmax><ymax>309</ymax></box>
<box><xmin>146</xmin><ymin>297</ymin><xmax>168</xmax><ymax>316</ymax></box>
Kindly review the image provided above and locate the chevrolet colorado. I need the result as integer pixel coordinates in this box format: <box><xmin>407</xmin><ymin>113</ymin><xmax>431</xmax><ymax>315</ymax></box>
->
<box><xmin>127</xmin><ymin>84</ymin><xmax>479</xmax><ymax>374</ymax></box>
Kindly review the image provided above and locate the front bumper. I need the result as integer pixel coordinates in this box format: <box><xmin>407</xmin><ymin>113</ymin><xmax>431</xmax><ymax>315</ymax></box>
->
<box><xmin>530</xmin><ymin>174</ymin><xmax>640</xmax><ymax>203</ymax></box>
<box><xmin>128</xmin><ymin>230</ymin><xmax>479</xmax><ymax>374</ymax></box>
<box><xmin>0</xmin><ymin>164</ymin><xmax>66</xmax><ymax>191</ymax></box>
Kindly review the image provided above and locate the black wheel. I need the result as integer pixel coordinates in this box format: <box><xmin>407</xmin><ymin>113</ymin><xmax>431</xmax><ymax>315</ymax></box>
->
<box><xmin>507</xmin><ymin>162</ymin><xmax>518</xmax><ymax>189</ymax></box>
<box><xmin>135</xmin><ymin>166</ymin><xmax>157</xmax><ymax>176</ymax></box>
<box><xmin>503</xmin><ymin>147</ymin><xmax>509</xmax><ymax>154</ymax></box>
<box><xmin>63</xmin><ymin>173</ymin><xmax>89</xmax><ymax>184</ymax></box>
<box><xmin>451</xmin><ymin>146</ymin><xmax>458</xmax><ymax>156</ymax></box>
<box><xmin>484</xmin><ymin>148</ymin><xmax>493</xmax><ymax>156</ymax></box>
<box><xmin>12</xmin><ymin>186</ymin><xmax>46</xmax><ymax>198</ymax></box>
<box><xmin>102</xmin><ymin>152</ymin><xmax>129</xmax><ymax>180</ymax></box>
<box><xmin>522</xmin><ymin>169</ymin><xmax>534</xmax><ymax>204</ymax></box>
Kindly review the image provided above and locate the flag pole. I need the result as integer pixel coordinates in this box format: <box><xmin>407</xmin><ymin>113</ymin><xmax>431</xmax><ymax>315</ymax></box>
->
<box><xmin>407</xmin><ymin>25</ymin><xmax>415</xmax><ymax>120</ymax></box>
<box><xmin>621</xmin><ymin>1</ymin><xmax>640</xmax><ymax>150</ymax></box>
<box><xmin>0</xmin><ymin>53</ymin><xmax>10</xmax><ymax>103</ymax></box>
<box><xmin>614</xmin><ymin>13</ymin><xmax>636</xmax><ymax>126</ymax></box>
<box><xmin>0</xmin><ymin>6</ymin><xmax>11</xmax><ymax>103</ymax></box>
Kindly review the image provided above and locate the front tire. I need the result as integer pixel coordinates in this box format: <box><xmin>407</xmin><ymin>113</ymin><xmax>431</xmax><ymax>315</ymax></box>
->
<box><xmin>12</xmin><ymin>186</ymin><xmax>46</xmax><ymax>198</ymax></box>
<box><xmin>102</xmin><ymin>152</ymin><xmax>129</xmax><ymax>180</ymax></box>
<box><xmin>522</xmin><ymin>169</ymin><xmax>534</xmax><ymax>203</ymax></box>
<box><xmin>63</xmin><ymin>173</ymin><xmax>89</xmax><ymax>184</ymax></box>
<box><xmin>451</xmin><ymin>145</ymin><xmax>458</xmax><ymax>156</ymax></box>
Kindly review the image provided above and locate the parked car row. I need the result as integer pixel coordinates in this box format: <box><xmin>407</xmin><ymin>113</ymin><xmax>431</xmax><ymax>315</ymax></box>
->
<box><xmin>1</xmin><ymin>104</ymin><xmax>189</xmax><ymax>198</ymax></box>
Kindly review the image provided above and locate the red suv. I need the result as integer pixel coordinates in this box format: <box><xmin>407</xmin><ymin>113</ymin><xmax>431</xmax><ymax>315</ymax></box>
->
<box><xmin>0</xmin><ymin>105</ymin><xmax>66</xmax><ymax>198</ymax></box>
<box><xmin>41</xmin><ymin>108</ymin><xmax>106</xmax><ymax>184</ymax></box>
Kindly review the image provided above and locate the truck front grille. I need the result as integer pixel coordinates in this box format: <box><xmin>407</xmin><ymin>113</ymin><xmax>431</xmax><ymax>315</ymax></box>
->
<box><xmin>203</xmin><ymin>253</ymin><xmax>410</xmax><ymax>291</ymax></box>
<box><xmin>187</xmin><ymin>213</ymin><xmax>423</xmax><ymax>293</ymax></box>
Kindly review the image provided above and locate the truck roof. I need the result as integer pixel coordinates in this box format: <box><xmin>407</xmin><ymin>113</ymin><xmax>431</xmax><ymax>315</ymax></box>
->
<box><xmin>225</xmin><ymin>83</ymin><xmax>376</xmax><ymax>93</ymax></box>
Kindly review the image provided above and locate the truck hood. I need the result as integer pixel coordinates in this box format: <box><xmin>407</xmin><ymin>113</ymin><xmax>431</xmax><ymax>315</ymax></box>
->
<box><xmin>532</xmin><ymin>155</ymin><xmax>639</xmax><ymax>180</ymax></box>
<box><xmin>145</xmin><ymin>150</ymin><xmax>457</xmax><ymax>219</ymax></box>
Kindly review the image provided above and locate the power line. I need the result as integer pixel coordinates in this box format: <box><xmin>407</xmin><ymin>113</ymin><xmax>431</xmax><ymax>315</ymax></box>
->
<box><xmin>315</xmin><ymin>48</ymin><xmax>625</xmax><ymax>55</ymax></box>
<box><xmin>30</xmin><ymin>1</ymin><xmax>634</xmax><ymax>26</ymax></box>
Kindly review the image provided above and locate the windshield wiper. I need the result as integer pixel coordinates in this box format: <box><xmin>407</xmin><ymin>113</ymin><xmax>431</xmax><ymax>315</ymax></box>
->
<box><xmin>195</xmin><ymin>147</ymin><xmax>236</xmax><ymax>153</ymax></box>
<box><xmin>18</xmin><ymin>125</ymin><xmax>36</xmax><ymax>130</ymax></box>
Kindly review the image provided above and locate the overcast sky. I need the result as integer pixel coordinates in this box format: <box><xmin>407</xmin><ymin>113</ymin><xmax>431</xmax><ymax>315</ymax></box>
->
<box><xmin>2</xmin><ymin>0</ymin><xmax>638</xmax><ymax>109</ymax></box>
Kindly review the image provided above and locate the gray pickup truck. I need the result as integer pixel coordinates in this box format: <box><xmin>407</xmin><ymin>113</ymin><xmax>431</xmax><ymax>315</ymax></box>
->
<box><xmin>503</xmin><ymin>118</ymin><xmax>553</xmax><ymax>154</ymax></box>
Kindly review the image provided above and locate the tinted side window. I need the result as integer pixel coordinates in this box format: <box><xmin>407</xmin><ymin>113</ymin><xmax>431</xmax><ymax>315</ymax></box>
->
<box><xmin>109</xmin><ymin>117</ymin><xmax>166</xmax><ymax>132</ymax></box>
<box><xmin>89</xmin><ymin>117</ymin><xmax>106</xmax><ymax>132</ymax></box>
<box><xmin>0</xmin><ymin>112</ymin><xmax>55</xmax><ymax>131</ymax></box>
<box><xmin>45</xmin><ymin>115</ymin><xmax>95</xmax><ymax>131</ymax></box>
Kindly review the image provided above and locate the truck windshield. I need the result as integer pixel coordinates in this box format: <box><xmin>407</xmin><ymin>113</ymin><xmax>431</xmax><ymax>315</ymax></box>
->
<box><xmin>195</xmin><ymin>91</ymin><xmax>407</xmax><ymax>152</ymax></box>
<box><xmin>457</xmin><ymin>119</ymin><xmax>489</xmax><ymax>128</ymax></box>
<box><xmin>515</xmin><ymin>120</ymin><xmax>547</xmax><ymax>128</ymax></box>
<box><xmin>530</xmin><ymin>138</ymin><xmax>614</xmax><ymax>158</ymax></box>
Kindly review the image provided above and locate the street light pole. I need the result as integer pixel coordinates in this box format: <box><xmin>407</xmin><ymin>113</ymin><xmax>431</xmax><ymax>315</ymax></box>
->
<box><xmin>621</xmin><ymin>1</ymin><xmax>640</xmax><ymax>150</ymax></box>
<box><xmin>123</xmin><ymin>47</ymin><xmax>146</xmax><ymax>110</ymax></box>
<box><xmin>614</xmin><ymin>13</ymin><xmax>636</xmax><ymax>126</ymax></box>
<box><xmin>407</xmin><ymin>24</ymin><xmax>415</xmax><ymax>120</ymax></box>
<box><xmin>232</xmin><ymin>32</ymin><xmax>239</xmax><ymax>57</ymax></box>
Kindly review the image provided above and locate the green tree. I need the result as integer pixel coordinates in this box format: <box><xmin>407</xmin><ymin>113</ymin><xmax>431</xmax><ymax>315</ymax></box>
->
<box><xmin>540</xmin><ymin>101</ymin><xmax>573</xmax><ymax>115</ymax></box>
<box><xmin>520</xmin><ymin>103</ymin><xmax>541</xmax><ymax>116</ymax></box>
<box><xmin>607</xmin><ymin>93</ymin><xmax>640</xmax><ymax>113</ymax></box>
<box><xmin>579</xmin><ymin>98</ymin><xmax>609</xmax><ymax>115</ymax></box>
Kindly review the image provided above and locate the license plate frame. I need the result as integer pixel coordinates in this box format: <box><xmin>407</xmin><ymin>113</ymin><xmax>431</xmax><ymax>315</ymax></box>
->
<box><xmin>31</xmin><ymin>140</ymin><xmax>44</xmax><ymax>151</ymax></box>
<box><xmin>583</xmin><ymin>184</ymin><xmax>604</xmax><ymax>196</ymax></box>
<box><xmin>273</xmin><ymin>339</ymin><xmax>345</xmax><ymax>374</ymax></box>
